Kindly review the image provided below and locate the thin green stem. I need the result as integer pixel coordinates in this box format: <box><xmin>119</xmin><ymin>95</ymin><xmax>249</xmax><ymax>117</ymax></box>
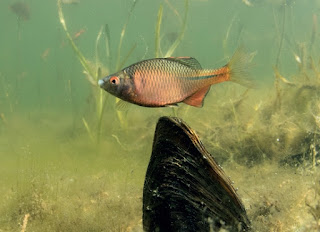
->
<box><xmin>57</xmin><ymin>0</ymin><xmax>95</xmax><ymax>79</ymax></box>
<box><xmin>155</xmin><ymin>4</ymin><xmax>163</xmax><ymax>58</ymax></box>
<box><xmin>116</xmin><ymin>0</ymin><xmax>138</xmax><ymax>71</ymax></box>
<box><xmin>165</xmin><ymin>0</ymin><xmax>189</xmax><ymax>57</ymax></box>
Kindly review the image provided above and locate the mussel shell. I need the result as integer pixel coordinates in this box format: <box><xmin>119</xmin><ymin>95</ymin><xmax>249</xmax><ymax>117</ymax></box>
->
<box><xmin>143</xmin><ymin>116</ymin><xmax>250</xmax><ymax>232</ymax></box>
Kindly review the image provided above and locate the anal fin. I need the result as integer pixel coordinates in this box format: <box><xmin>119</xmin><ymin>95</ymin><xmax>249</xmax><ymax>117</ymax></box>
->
<box><xmin>183</xmin><ymin>86</ymin><xmax>211</xmax><ymax>107</ymax></box>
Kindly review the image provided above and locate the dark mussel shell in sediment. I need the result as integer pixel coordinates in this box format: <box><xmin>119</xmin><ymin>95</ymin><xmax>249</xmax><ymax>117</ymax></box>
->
<box><xmin>143</xmin><ymin>117</ymin><xmax>250</xmax><ymax>232</ymax></box>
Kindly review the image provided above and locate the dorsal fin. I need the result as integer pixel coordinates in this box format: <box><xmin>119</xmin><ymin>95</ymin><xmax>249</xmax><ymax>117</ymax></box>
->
<box><xmin>166</xmin><ymin>57</ymin><xmax>202</xmax><ymax>70</ymax></box>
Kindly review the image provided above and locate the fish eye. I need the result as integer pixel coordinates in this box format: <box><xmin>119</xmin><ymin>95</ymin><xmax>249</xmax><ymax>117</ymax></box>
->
<box><xmin>109</xmin><ymin>76</ymin><xmax>119</xmax><ymax>85</ymax></box>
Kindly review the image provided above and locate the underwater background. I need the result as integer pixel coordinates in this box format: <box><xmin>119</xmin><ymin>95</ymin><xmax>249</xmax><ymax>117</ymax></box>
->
<box><xmin>1</xmin><ymin>0</ymin><xmax>320</xmax><ymax>231</ymax></box>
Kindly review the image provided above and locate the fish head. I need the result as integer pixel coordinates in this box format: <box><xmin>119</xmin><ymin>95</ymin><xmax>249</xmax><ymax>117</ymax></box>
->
<box><xmin>98</xmin><ymin>70</ymin><xmax>133</xmax><ymax>99</ymax></box>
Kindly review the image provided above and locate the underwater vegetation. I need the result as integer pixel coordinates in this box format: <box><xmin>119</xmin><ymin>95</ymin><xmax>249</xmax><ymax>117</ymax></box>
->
<box><xmin>1</xmin><ymin>0</ymin><xmax>320</xmax><ymax>231</ymax></box>
<box><xmin>57</xmin><ymin>0</ymin><xmax>188</xmax><ymax>144</ymax></box>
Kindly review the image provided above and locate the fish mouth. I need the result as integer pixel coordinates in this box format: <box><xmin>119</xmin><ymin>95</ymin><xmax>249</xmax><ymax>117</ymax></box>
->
<box><xmin>98</xmin><ymin>79</ymin><xmax>105</xmax><ymax>87</ymax></box>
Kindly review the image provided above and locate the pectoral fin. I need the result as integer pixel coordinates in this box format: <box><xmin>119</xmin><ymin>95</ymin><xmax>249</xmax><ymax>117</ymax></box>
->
<box><xmin>116</xmin><ymin>99</ymin><xmax>131</xmax><ymax>111</ymax></box>
<box><xmin>183</xmin><ymin>86</ymin><xmax>211</xmax><ymax>107</ymax></box>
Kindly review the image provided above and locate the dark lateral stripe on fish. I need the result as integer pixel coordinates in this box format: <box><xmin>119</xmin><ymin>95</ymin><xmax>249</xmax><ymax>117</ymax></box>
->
<box><xmin>183</xmin><ymin>66</ymin><xmax>230</xmax><ymax>83</ymax></box>
<box><xmin>183</xmin><ymin>72</ymin><xmax>225</xmax><ymax>81</ymax></box>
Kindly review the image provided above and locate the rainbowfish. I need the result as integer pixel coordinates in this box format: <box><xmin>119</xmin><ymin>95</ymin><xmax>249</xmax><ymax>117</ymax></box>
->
<box><xmin>98</xmin><ymin>47</ymin><xmax>253</xmax><ymax>107</ymax></box>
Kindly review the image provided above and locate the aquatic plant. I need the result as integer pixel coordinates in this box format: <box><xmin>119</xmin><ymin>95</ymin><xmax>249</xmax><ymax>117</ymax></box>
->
<box><xmin>0</xmin><ymin>113</ymin><xmax>148</xmax><ymax>231</ymax></box>
<box><xmin>57</xmin><ymin>0</ymin><xmax>189</xmax><ymax>143</ymax></box>
<box><xmin>191</xmin><ymin>0</ymin><xmax>320</xmax><ymax>169</ymax></box>
<box><xmin>306</xmin><ymin>180</ymin><xmax>320</xmax><ymax>230</ymax></box>
<box><xmin>0</xmin><ymin>73</ymin><xmax>14</xmax><ymax>124</ymax></box>
<box><xmin>2</xmin><ymin>1</ymin><xmax>318</xmax><ymax>231</ymax></box>
<box><xmin>57</xmin><ymin>0</ymin><xmax>138</xmax><ymax>143</ymax></box>
<box><xmin>157</xmin><ymin>0</ymin><xmax>189</xmax><ymax>58</ymax></box>
<box><xmin>154</xmin><ymin>0</ymin><xmax>189</xmax><ymax>117</ymax></box>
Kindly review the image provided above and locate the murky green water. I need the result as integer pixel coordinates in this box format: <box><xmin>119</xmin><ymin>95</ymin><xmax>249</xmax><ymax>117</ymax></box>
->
<box><xmin>1</xmin><ymin>0</ymin><xmax>320</xmax><ymax>231</ymax></box>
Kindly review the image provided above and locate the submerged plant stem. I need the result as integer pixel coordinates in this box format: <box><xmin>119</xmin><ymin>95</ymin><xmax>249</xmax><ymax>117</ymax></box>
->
<box><xmin>96</xmin><ymin>94</ymin><xmax>109</xmax><ymax>145</ymax></box>
<box><xmin>95</xmin><ymin>26</ymin><xmax>104</xmax><ymax>79</ymax></box>
<box><xmin>57</xmin><ymin>0</ymin><xmax>95</xmax><ymax>79</ymax></box>
<box><xmin>104</xmin><ymin>24</ymin><xmax>111</xmax><ymax>59</ymax></box>
<box><xmin>155</xmin><ymin>4</ymin><xmax>163</xmax><ymax>58</ymax></box>
<box><xmin>116</xmin><ymin>0</ymin><xmax>138</xmax><ymax>71</ymax></box>
<box><xmin>119</xmin><ymin>43</ymin><xmax>137</xmax><ymax>69</ymax></box>
<box><xmin>113</xmin><ymin>0</ymin><xmax>138</xmax><ymax>129</ymax></box>
<box><xmin>82</xmin><ymin>118</ymin><xmax>95</xmax><ymax>143</ymax></box>
<box><xmin>21</xmin><ymin>213</ymin><xmax>30</xmax><ymax>232</ymax></box>
<box><xmin>273</xmin><ymin>0</ymin><xmax>287</xmax><ymax>111</ymax></box>
<box><xmin>164</xmin><ymin>0</ymin><xmax>189</xmax><ymax>57</ymax></box>
<box><xmin>275</xmin><ymin>0</ymin><xmax>286</xmax><ymax>68</ymax></box>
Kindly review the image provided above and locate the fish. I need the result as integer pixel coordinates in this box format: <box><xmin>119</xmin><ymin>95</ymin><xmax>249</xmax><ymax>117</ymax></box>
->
<box><xmin>73</xmin><ymin>28</ymin><xmax>86</xmax><ymax>40</ymax></box>
<box><xmin>98</xmin><ymin>47</ymin><xmax>253</xmax><ymax>108</ymax></box>
<box><xmin>9</xmin><ymin>2</ymin><xmax>30</xmax><ymax>21</ymax></box>
<box><xmin>41</xmin><ymin>48</ymin><xmax>51</xmax><ymax>61</ymax></box>
<box><xmin>60</xmin><ymin>28</ymin><xmax>86</xmax><ymax>48</ymax></box>
<box><xmin>143</xmin><ymin>116</ymin><xmax>250</xmax><ymax>231</ymax></box>
<box><xmin>242</xmin><ymin>0</ymin><xmax>253</xmax><ymax>6</ymax></box>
